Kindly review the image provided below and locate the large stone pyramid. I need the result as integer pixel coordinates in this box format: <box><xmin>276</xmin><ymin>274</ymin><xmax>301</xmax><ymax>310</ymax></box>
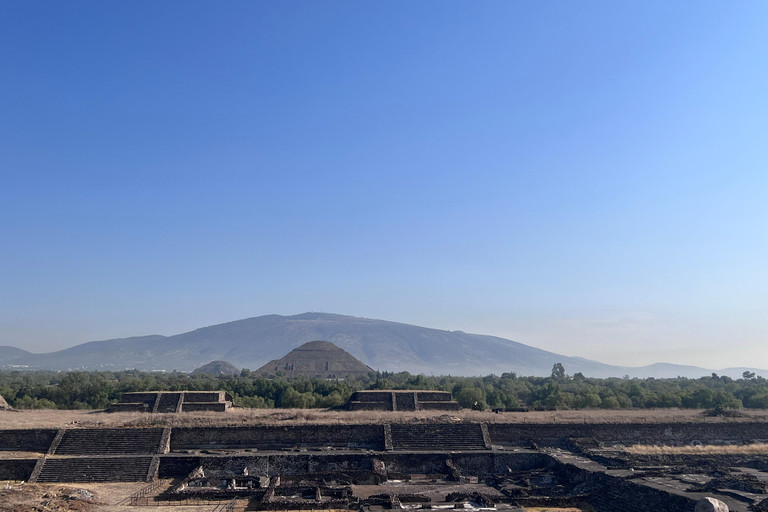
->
<box><xmin>254</xmin><ymin>340</ymin><xmax>373</xmax><ymax>378</ymax></box>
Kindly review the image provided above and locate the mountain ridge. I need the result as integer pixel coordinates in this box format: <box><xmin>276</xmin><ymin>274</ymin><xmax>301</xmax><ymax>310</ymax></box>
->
<box><xmin>1</xmin><ymin>312</ymin><xmax>765</xmax><ymax>379</ymax></box>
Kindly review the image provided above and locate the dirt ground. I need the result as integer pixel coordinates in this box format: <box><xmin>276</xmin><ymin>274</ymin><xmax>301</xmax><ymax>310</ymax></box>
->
<box><xmin>0</xmin><ymin>484</ymin><xmax>100</xmax><ymax>512</ymax></box>
<box><xmin>0</xmin><ymin>482</ymin><xmax>232</xmax><ymax>512</ymax></box>
<box><xmin>2</xmin><ymin>407</ymin><xmax>768</xmax><ymax>429</ymax></box>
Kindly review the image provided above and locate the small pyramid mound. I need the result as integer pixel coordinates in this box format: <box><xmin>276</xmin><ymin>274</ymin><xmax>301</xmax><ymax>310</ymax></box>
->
<box><xmin>255</xmin><ymin>341</ymin><xmax>373</xmax><ymax>378</ymax></box>
<box><xmin>191</xmin><ymin>360</ymin><xmax>240</xmax><ymax>376</ymax></box>
<box><xmin>0</xmin><ymin>394</ymin><xmax>10</xmax><ymax>410</ymax></box>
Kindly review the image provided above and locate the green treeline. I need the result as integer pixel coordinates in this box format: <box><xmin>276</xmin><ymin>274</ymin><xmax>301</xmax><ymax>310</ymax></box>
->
<box><xmin>1</xmin><ymin>366</ymin><xmax>767</xmax><ymax>411</ymax></box>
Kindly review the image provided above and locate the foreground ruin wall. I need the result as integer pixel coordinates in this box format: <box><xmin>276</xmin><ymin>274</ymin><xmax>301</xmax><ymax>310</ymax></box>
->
<box><xmin>111</xmin><ymin>391</ymin><xmax>233</xmax><ymax>413</ymax></box>
<box><xmin>170</xmin><ymin>425</ymin><xmax>385</xmax><ymax>451</ymax></box>
<box><xmin>348</xmin><ymin>390</ymin><xmax>460</xmax><ymax>411</ymax></box>
<box><xmin>0</xmin><ymin>429</ymin><xmax>57</xmax><ymax>452</ymax></box>
<box><xmin>489</xmin><ymin>421</ymin><xmax>768</xmax><ymax>447</ymax></box>
<box><xmin>158</xmin><ymin>451</ymin><xmax>552</xmax><ymax>479</ymax></box>
<box><xmin>3</xmin><ymin>421</ymin><xmax>767</xmax><ymax>511</ymax></box>
<box><xmin>4</xmin><ymin>422</ymin><xmax>767</xmax><ymax>457</ymax></box>
<box><xmin>0</xmin><ymin>459</ymin><xmax>37</xmax><ymax>480</ymax></box>
<box><xmin>555</xmin><ymin>462</ymin><xmax>698</xmax><ymax>512</ymax></box>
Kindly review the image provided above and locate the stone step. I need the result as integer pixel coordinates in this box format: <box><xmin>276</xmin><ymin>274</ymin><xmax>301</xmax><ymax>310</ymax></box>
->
<box><xmin>154</xmin><ymin>393</ymin><xmax>182</xmax><ymax>413</ymax></box>
<box><xmin>35</xmin><ymin>456</ymin><xmax>154</xmax><ymax>483</ymax></box>
<box><xmin>390</xmin><ymin>424</ymin><xmax>487</xmax><ymax>450</ymax></box>
<box><xmin>54</xmin><ymin>428</ymin><xmax>164</xmax><ymax>455</ymax></box>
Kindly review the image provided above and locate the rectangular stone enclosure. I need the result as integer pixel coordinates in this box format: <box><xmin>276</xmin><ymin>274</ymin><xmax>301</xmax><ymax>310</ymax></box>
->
<box><xmin>348</xmin><ymin>390</ymin><xmax>460</xmax><ymax>411</ymax></box>
<box><xmin>109</xmin><ymin>391</ymin><xmax>233</xmax><ymax>413</ymax></box>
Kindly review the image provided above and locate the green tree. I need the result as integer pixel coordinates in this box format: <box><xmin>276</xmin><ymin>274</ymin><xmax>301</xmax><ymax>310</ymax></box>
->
<box><xmin>454</xmin><ymin>387</ymin><xmax>487</xmax><ymax>410</ymax></box>
<box><xmin>551</xmin><ymin>363</ymin><xmax>566</xmax><ymax>381</ymax></box>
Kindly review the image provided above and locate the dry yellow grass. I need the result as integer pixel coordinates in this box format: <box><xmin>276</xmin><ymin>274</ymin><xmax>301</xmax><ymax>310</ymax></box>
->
<box><xmin>626</xmin><ymin>443</ymin><xmax>768</xmax><ymax>455</ymax></box>
<box><xmin>1</xmin><ymin>407</ymin><xmax>767</xmax><ymax>430</ymax></box>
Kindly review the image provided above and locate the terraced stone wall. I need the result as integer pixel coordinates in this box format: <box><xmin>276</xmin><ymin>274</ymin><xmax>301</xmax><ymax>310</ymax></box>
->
<box><xmin>158</xmin><ymin>452</ymin><xmax>550</xmax><ymax>479</ymax></box>
<box><xmin>170</xmin><ymin>425</ymin><xmax>385</xmax><ymax>451</ymax></box>
<box><xmin>377</xmin><ymin>452</ymin><xmax>550</xmax><ymax>477</ymax></box>
<box><xmin>489</xmin><ymin>422</ymin><xmax>768</xmax><ymax>447</ymax></box>
<box><xmin>0</xmin><ymin>429</ymin><xmax>56</xmax><ymax>452</ymax></box>
<box><xmin>0</xmin><ymin>458</ymin><xmax>37</xmax><ymax>480</ymax></box>
<box><xmin>415</xmin><ymin>391</ymin><xmax>453</xmax><ymax>402</ymax></box>
<box><xmin>182</xmin><ymin>391</ymin><xmax>229</xmax><ymax>403</ymax></box>
<box><xmin>349</xmin><ymin>391</ymin><xmax>390</xmax><ymax>402</ymax></box>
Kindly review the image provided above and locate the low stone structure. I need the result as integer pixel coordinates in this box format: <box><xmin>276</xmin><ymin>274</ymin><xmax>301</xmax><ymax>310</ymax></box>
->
<box><xmin>109</xmin><ymin>391</ymin><xmax>233</xmax><ymax>413</ymax></box>
<box><xmin>348</xmin><ymin>390</ymin><xmax>460</xmax><ymax>411</ymax></box>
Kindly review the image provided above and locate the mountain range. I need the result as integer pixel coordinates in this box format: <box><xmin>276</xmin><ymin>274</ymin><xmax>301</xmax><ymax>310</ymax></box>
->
<box><xmin>1</xmin><ymin>312</ymin><xmax>765</xmax><ymax>379</ymax></box>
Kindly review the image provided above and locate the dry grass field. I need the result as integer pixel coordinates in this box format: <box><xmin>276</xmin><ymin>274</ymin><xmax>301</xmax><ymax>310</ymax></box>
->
<box><xmin>626</xmin><ymin>443</ymin><xmax>768</xmax><ymax>455</ymax></box>
<box><xmin>1</xmin><ymin>407</ymin><xmax>767</xmax><ymax>429</ymax></box>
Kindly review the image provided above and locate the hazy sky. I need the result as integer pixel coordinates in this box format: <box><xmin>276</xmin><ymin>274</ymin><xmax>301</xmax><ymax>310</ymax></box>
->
<box><xmin>2</xmin><ymin>2</ymin><xmax>767</xmax><ymax>369</ymax></box>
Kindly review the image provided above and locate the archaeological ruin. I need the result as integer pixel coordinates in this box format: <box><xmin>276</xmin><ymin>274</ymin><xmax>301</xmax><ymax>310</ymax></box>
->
<box><xmin>348</xmin><ymin>390</ymin><xmax>461</xmax><ymax>411</ymax></box>
<box><xmin>2</xmin><ymin>419</ymin><xmax>768</xmax><ymax>511</ymax></box>
<box><xmin>108</xmin><ymin>390</ymin><xmax>233</xmax><ymax>413</ymax></box>
<box><xmin>255</xmin><ymin>340</ymin><xmax>374</xmax><ymax>378</ymax></box>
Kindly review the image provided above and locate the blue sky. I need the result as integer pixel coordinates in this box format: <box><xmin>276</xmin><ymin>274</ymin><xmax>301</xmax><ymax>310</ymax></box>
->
<box><xmin>1</xmin><ymin>2</ymin><xmax>767</xmax><ymax>369</ymax></box>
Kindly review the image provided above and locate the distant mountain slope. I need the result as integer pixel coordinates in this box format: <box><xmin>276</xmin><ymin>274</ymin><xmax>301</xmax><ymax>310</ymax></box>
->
<box><xmin>1</xmin><ymin>313</ymin><xmax>765</xmax><ymax>379</ymax></box>
<box><xmin>0</xmin><ymin>346</ymin><xmax>34</xmax><ymax>364</ymax></box>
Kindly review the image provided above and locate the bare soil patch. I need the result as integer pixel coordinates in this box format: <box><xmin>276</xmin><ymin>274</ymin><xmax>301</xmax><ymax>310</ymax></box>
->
<box><xmin>0</xmin><ymin>451</ymin><xmax>44</xmax><ymax>460</ymax></box>
<box><xmin>0</xmin><ymin>484</ymin><xmax>100</xmax><ymax>512</ymax></box>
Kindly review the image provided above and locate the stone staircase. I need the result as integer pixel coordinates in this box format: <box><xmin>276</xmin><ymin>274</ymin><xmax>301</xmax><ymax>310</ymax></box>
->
<box><xmin>389</xmin><ymin>423</ymin><xmax>488</xmax><ymax>451</ymax></box>
<box><xmin>34</xmin><ymin>456</ymin><xmax>154</xmax><ymax>483</ymax></box>
<box><xmin>394</xmin><ymin>392</ymin><xmax>416</xmax><ymax>411</ymax></box>
<box><xmin>53</xmin><ymin>428</ymin><xmax>165</xmax><ymax>455</ymax></box>
<box><xmin>153</xmin><ymin>392</ymin><xmax>182</xmax><ymax>413</ymax></box>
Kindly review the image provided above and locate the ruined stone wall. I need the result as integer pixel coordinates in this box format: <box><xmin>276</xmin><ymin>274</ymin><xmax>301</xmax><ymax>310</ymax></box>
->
<box><xmin>555</xmin><ymin>462</ymin><xmax>697</xmax><ymax>512</ymax></box>
<box><xmin>0</xmin><ymin>429</ymin><xmax>57</xmax><ymax>452</ymax></box>
<box><xmin>0</xmin><ymin>458</ymin><xmax>37</xmax><ymax>480</ymax></box>
<box><xmin>415</xmin><ymin>392</ymin><xmax>453</xmax><ymax>402</ymax></box>
<box><xmin>489</xmin><ymin>422</ymin><xmax>768</xmax><ymax>447</ymax></box>
<box><xmin>379</xmin><ymin>452</ymin><xmax>550</xmax><ymax>477</ymax></box>
<box><xmin>349</xmin><ymin>391</ymin><xmax>390</xmax><ymax>402</ymax></box>
<box><xmin>395</xmin><ymin>393</ymin><xmax>416</xmax><ymax>410</ymax></box>
<box><xmin>170</xmin><ymin>425</ymin><xmax>385</xmax><ymax>451</ymax></box>
<box><xmin>158</xmin><ymin>455</ymin><xmax>203</xmax><ymax>479</ymax></box>
<box><xmin>157</xmin><ymin>452</ymin><xmax>549</xmax><ymax>479</ymax></box>
<box><xmin>182</xmin><ymin>392</ymin><xmax>225</xmax><ymax>403</ymax></box>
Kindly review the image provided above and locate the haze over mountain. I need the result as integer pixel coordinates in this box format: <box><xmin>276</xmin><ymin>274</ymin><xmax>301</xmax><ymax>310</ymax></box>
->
<box><xmin>0</xmin><ymin>313</ymin><xmax>765</xmax><ymax>379</ymax></box>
